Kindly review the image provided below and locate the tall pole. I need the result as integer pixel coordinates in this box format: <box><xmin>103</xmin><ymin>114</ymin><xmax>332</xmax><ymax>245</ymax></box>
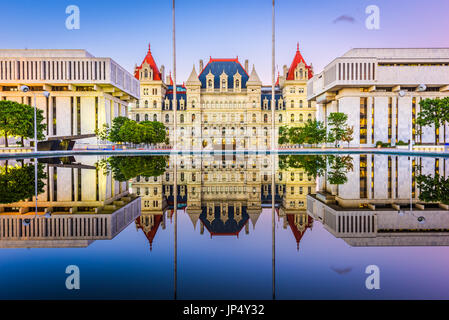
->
<box><xmin>34</xmin><ymin>157</ymin><xmax>38</xmax><ymax>218</ymax></box>
<box><xmin>174</xmin><ymin>154</ymin><xmax>178</xmax><ymax>300</ymax></box>
<box><xmin>271</xmin><ymin>0</ymin><xmax>276</xmax><ymax>152</ymax></box>
<box><xmin>271</xmin><ymin>0</ymin><xmax>276</xmax><ymax>301</ymax></box>
<box><xmin>172</xmin><ymin>0</ymin><xmax>177</xmax><ymax>151</ymax></box>
<box><xmin>33</xmin><ymin>93</ymin><xmax>37</xmax><ymax>153</ymax></box>
<box><xmin>172</xmin><ymin>0</ymin><xmax>178</xmax><ymax>301</ymax></box>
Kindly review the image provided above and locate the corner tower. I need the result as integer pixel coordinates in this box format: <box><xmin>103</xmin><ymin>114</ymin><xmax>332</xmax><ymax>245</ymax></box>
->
<box><xmin>131</xmin><ymin>43</ymin><xmax>167</xmax><ymax>124</ymax></box>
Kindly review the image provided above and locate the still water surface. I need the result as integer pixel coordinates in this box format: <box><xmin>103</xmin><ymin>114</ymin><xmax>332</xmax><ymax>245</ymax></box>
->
<box><xmin>1</xmin><ymin>153</ymin><xmax>449</xmax><ymax>299</ymax></box>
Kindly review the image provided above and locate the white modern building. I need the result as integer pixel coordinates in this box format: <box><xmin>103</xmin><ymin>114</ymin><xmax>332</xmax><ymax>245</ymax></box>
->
<box><xmin>0</xmin><ymin>156</ymin><xmax>140</xmax><ymax>248</ymax></box>
<box><xmin>307</xmin><ymin>48</ymin><xmax>449</xmax><ymax>146</ymax></box>
<box><xmin>0</xmin><ymin>49</ymin><xmax>140</xmax><ymax>147</ymax></box>
<box><xmin>307</xmin><ymin>154</ymin><xmax>449</xmax><ymax>246</ymax></box>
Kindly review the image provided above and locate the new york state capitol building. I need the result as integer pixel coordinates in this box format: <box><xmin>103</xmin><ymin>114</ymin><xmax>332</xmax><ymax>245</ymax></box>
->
<box><xmin>130</xmin><ymin>43</ymin><xmax>316</xmax><ymax>150</ymax></box>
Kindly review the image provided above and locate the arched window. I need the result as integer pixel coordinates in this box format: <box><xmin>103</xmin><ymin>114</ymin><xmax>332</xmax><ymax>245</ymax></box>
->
<box><xmin>278</xmin><ymin>114</ymin><xmax>282</xmax><ymax>122</ymax></box>
<box><xmin>192</xmin><ymin>114</ymin><xmax>196</xmax><ymax>122</ymax></box>
<box><xmin>291</xmin><ymin>114</ymin><xmax>294</xmax><ymax>122</ymax></box>
<box><xmin>236</xmin><ymin>79</ymin><xmax>239</xmax><ymax>88</ymax></box>
<box><xmin>153</xmin><ymin>114</ymin><xmax>157</xmax><ymax>121</ymax></box>
<box><xmin>192</xmin><ymin>100</ymin><xmax>195</xmax><ymax>108</ymax></box>
<box><xmin>145</xmin><ymin>100</ymin><xmax>149</xmax><ymax>108</ymax></box>
<box><xmin>308</xmin><ymin>113</ymin><xmax>312</xmax><ymax>121</ymax></box>
<box><xmin>136</xmin><ymin>114</ymin><xmax>140</xmax><ymax>122</ymax></box>
<box><xmin>208</xmin><ymin>79</ymin><xmax>213</xmax><ymax>87</ymax></box>
<box><xmin>290</xmin><ymin>100</ymin><xmax>294</xmax><ymax>108</ymax></box>
<box><xmin>299</xmin><ymin>100</ymin><xmax>303</xmax><ymax>108</ymax></box>
<box><xmin>300</xmin><ymin>68</ymin><xmax>303</xmax><ymax>79</ymax></box>
<box><xmin>222</xmin><ymin>79</ymin><xmax>226</xmax><ymax>88</ymax></box>
<box><xmin>153</xmin><ymin>101</ymin><xmax>157</xmax><ymax>108</ymax></box>
<box><xmin>253</xmin><ymin>100</ymin><xmax>256</xmax><ymax>108</ymax></box>
<box><xmin>144</xmin><ymin>69</ymin><xmax>148</xmax><ymax>78</ymax></box>
<box><xmin>252</xmin><ymin>114</ymin><xmax>256</xmax><ymax>123</ymax></box>
<box><xmin>299</xmin><ymin>114</ymin><xmax>304</xmax><ymax>122</ymax></box>
<box><xmin>180</xmin><ymin>114</ymin><xmax>184</xmax><ymax>123</ymax></box>
<box><xmin>165</xmin><ymin>114</ymin><xmax>169</xmax><ymax>123</ymax></box>
<box><xmin>145</xmin><ymin>114</ymin><xmax>149</xmax><ymax>121</ymax></box>
<box><xmin>264</xmin><ymin>114</ymin><xmax>268</xmax><ymax>123</ymax></box>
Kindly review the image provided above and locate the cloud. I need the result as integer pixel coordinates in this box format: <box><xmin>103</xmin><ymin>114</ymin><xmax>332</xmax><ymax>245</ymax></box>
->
<box><xmin>333</xmin><ymin>15</ymin><xmax>356</xmax><ymax>24</ymax></box>
<box><xmin>331</xmin><ymin>266</ymin><xmax>353</xmax><ymax>275</ymax></box>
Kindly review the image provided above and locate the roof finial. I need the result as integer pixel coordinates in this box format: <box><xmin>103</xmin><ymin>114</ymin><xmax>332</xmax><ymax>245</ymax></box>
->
<box><xmin>297</xmin><ymin>42</ymin><xmax>299</xmax><ymax>51</ymax></box>
<box><xmin>148</xmin><ymin>42</ymin><xmax>151</xmax><ymax>52</ymax></box>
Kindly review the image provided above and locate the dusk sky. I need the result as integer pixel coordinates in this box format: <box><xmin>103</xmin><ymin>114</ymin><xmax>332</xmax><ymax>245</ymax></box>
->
<box><xmin>2</xmin><ymin>0</ymin><xmax>449</xmax><ymax>83</ymax></box>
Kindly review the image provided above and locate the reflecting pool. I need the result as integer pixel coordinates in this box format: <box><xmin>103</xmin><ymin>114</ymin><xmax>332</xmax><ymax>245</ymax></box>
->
<box><xmin>1</xmin><ymin>153</ymin><xmax>449</xmax><ymax>299</ymax></box>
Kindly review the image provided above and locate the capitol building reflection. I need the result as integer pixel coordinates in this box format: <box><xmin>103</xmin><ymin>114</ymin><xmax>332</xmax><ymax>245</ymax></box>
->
<box><xmin>134</xmin><ymin>153</ymin><xmax>314</xmax><ymax>251</ymax></box>
<box><xmin>1</xmin><ymin>154</ymin><xmax>449</xmax><ymax>249</ymax></box>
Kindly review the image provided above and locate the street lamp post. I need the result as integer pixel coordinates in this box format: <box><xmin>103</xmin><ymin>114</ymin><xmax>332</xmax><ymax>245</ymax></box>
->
<box><xmin>19</xmin><ymin>86</ymin><xmax>50</xmax><ymax>152</ymax></box>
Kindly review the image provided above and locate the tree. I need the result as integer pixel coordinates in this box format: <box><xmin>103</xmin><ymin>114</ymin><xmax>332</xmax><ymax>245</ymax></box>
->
<box><xmin>288</xmin><ymin>126</ymin><xmax>305</xmax><ymax>145</ymax></box>
<box><xmin>97</xmin><ymin>156</ymin><xmax>168</xmax><ymax>181</ymax></box>
<box><xmin>342</xmin><ymin>126</ymin><xmax>354</xmax><ymax>147</ymax></box>
<box><xmin>279</xmin><ymin>155</ymin><xmax>327</xmax><ymax>178</ymax></box>
<box><xmin>278</xmin><ymin>126</ymin><xmax>290</xmax><ymax>145</ymax></box>
<box><xmin>328</xmin><ymin>112</ymin><xmax>349</xmax><ymax>147</ymax></box>
<box><xmin>327</xmin><ymin>155</ymin><xmax>354</xmax><ymax>185</ymax></box>
<box><xmin>95</xmin><ymin>123</ymin><xmax>110</xmax><ymax>142</ymax></box>
<box><xmin>109</xmin><ymin>116</ymin><xmax>131</xmax><ymax>143</ymax></box>
<box><xmin>108</xmin><ymin>116</ymin><xmax>167</xmax><ymax>145</ymax></box>
<box><xmin>416</xmin><ymin>173</ymin><xmax>449</xmax><ymax>205</ymax></box>
<box><xmin>0</xmin><ymin>163</ymin><xmax>46</xmax><ymax>204</ymax></box>
<box><xmin>301</xmin><ymin>120</ymin><xmax>327</xmax><ymax>146</ymax></box>
<box><xmin>0</xmin><ymin>100</ymin><xmax>45</xmax><ymax>147</ymax></box>
<box><xmin>416</xmin><ymin>97</ymin><xmax>449</xmax><ymax>145</ymax></box>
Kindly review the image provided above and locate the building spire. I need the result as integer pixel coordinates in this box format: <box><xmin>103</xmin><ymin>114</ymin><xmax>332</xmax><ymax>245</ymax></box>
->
<box><xmin>297</xmin><ymin>42</ymin><xmax>299</xmax><ymax>52</ymax></box>
<box><xmin>148</xmin><ymin>42</ymin><xmax>151</xmax><ymax>52</ymax></box>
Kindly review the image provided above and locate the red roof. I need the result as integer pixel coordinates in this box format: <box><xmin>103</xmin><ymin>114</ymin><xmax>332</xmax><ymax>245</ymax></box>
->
<box><xmin>286</xmin><ymin>214</ymin><xmax>312</xmax><ymax>251</ymax></box>
<box><xmin>134</xmin><ymin>43</ymin><xmax>162</xmax><ymax>81</ymax></box>
<box><xmin>136</xmin><ymin>215</ymin><xmax>163</xmax><ymax>251</ymax></box>
<box><xmin>286</xmin><ymin>43</ymin><xmax>313</xmax><ymax>81</ymax></box>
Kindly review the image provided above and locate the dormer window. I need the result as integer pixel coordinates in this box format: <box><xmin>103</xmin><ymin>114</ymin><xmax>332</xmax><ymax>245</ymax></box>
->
<box><xmin>144</xmin><ymin>69</ymin><xmax>148</xmax><ymax>78</ymax></box>
<box><xmin>206</xmin><ymin>71</ymin><xmax>214</xmax><ymax>92</ymax></box>
<box><xmin>233</xmin><ymin>71</ymin><xmax>242</xmax><ymax>92</ymax></box>
<box><xmin>220</xmin><ymin>70</ymin><xmax>228</xmax><ymax>92</ymax></box>
<box><xmin>263</xmin><ymin>99</ymin><xmax>269</xmax><ymax>110</ymax></box>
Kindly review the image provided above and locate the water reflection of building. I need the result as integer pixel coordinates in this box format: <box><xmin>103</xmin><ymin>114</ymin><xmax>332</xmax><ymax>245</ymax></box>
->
<box><xmin>308</xmin><ymin>155</ymin><xmax>449</xmax><ymax>246</ymax></box>
<box><xmin>0</xmin><ymin>157</ymin><xmax>140</xmax><ymax>248</ymax></box>
<box><xmin>133</xmin><ymin>154</ymin><xmax>315</xmax><ymax>245</ymax></box>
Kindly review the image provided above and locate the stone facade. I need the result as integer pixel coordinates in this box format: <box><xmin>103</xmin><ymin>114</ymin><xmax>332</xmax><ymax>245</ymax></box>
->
<box><xmin>129</xmin><ymin>43</ymin><xmax>316</xmax><ymax>150</ymax></box>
